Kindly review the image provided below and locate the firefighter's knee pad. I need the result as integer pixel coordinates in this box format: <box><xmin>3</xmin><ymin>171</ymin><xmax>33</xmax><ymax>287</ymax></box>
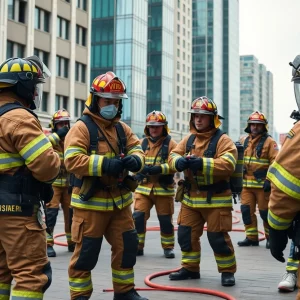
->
<box><xmin>259</xmin><ymin>209</ymin><xmax>268</xmax><ymax>223</ymax></box>
<box><xmin>158</xmin><ymin>215</ymin><xmax>174</xmax><ymax>234</ymax></box>
<box><xmin>46</xmin><ymin>208</ymin><xmax>59</xmax><ymax>228</ymax></box>
<box><xmin>121</xmin><ymin>229</ymin><xmax>138</xmax><ymax>268</ymax></box>
<box><xmin>132</xmin><ymin>211</ymin><xmax>145</xmax><ymax>234</ymax></box>
<box><xmin>42</xmin><ymin>262</ymin><xmax>52</xmax><ymax>292</ymax></box>
<box><xmin>74</xmin><ymin>236</ymin><xmax>103</xmax><ymax>271</ymax></box>
<box><xmin>178</xmin><ymin>225</ymin><xmax>192</xmax><ymax>251</ymax></box>
<box><xmin>241</xmin><ymin>204</ymin><xmax>251</xmax><ymax>225</ymax></box>
<box><xmin>207</xmin><ymin>232</ymin><xmax>232</xmax><ymax>255</ymax></box>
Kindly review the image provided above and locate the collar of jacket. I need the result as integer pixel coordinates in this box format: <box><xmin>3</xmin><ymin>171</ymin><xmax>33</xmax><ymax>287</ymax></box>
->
<box><xmin>0</xmin><ymin>90</ymin><xmax>29</xmax><ymax>107</ymax></box>
<box><xmin>147</xmin><ymin>135</ymin><xmax>166</xmax><ymax>148</ymax></box>
<box><xmin>82</xmin><ymin>107</ymin><xmax>121</xmax><ymax>129</ymax></box>
<box><xmin>190</xmin><ymin>126</ymin><xmax>218</xmax><ymax>139</ymax></box>
<box><xmin>248</xmin><ymin>133</ymin><xmax>265</xmax><ymax>145</ymax></box>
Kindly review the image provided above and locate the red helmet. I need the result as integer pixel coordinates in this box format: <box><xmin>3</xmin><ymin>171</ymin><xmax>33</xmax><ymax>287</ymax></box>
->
<box><xmin>146</xmin><ymin>111</ymin><xmax>168</xmax><ymax>126</ymax></box>
<box><xmin>245</xmin><ymin>111</ymin><xmax>268</xmax><ymax>133</ymax></box>
<box><xmin>50</xmin><ymin>109</ymin><xmax>71</xmax><ymax>130</ymax></box>
<box><xmin>189</xmin><ymin>96</ymin><xmax>218</xmax><ymax>116</ymax></box>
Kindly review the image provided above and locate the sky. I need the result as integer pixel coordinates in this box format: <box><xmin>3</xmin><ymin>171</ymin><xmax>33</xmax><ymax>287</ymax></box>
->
<box><xmin>239</xmin><ymin>0</ymin><xmax>300</xmax><ymax>134</ymax></box>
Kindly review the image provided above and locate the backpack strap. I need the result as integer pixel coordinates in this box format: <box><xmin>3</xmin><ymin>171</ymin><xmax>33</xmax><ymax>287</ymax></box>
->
<box><xmin>0</xmin><ymin>102</ymin><xmax>38</xmax><ymax>119</ymax></box>
<box><xmin>141</xmin><ymin>138</ymin><xmax>149</xmax><ymax>152</ymax></box>
<box><xmin>256</xmin><ymin>134</ymin><xmax>270</xmax><ymax>158</ymax></box>
<box><xmin>161</xmin><ymin>135</ymin><xmax>171</xmax><ymax>161</ymax></box>
<box><xmin>78</xmin><ymin>115</ymin><xmax>99</xmax><ymax>154</ymax></box>
<box><xmin>203</xmin><ymin>129</ymin><xmax>225</xmax><ymax>158</ymax></box>
<box><xmin>186</xmin><ymin>134</ymin><xmax>196</xmax><ymax>154</ymax></box>
<box><xmin>243</xmin><ymin>136</ymin><xmax>250</xmax><ymax>151</ymax></box>
<box><xmin>115</xmin><ymin>122</ymin><xmax>127</xmax><ymax>155</ymax></box>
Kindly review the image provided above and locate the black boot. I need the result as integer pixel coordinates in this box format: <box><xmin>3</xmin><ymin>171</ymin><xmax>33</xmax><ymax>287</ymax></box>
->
<box><xmin>68</xmin><ymin>244</ymin><xmax>75</xmax><ymax>252</ymax></box>
<box><xmin>169</xmin><ymin>267</ymin><xmax>200</xmax><ymax>280</ymax></box>
<box><xmin>164</xmin><ymin>249</ymin><xmax>175</xmax><ymax>258</ymax></box>
<box><xmin>47</xmin><ymin>245</ymin><xmax>56</xmax><ymax>257</ymax></box>
<box><xmin>113</xmin><ymin>288</ymin><xmax>148</xmax><ymax>300</ymax></box>
<box><xmin>237</xmin><ymin>237</ymin><xmax>259</xmax><ymax>246</ymax></box>
<box><xmin>221</xmin><ymin>272</ymin><xmax>235</xmax><ymax>286</ymax></box>
<box><xmin>266</xmin><ymin>239</ymin><xmax>270</xmax><ymax>249</ymax></box>
<box><xmin>136</xmin><ymin>249</ymin><xmax>144</xmax><ymax>256</ymax></box>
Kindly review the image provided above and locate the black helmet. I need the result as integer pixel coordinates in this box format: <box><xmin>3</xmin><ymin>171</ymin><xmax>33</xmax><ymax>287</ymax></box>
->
<box><xmin>289</xmin><ymin>55</ymin><xmax>300</xmax><ymax>111</ymax></box>
<box><xmin>0</xmin><ymin>55</ymin><xmax>51</xmax><ymax>109</ymax></box>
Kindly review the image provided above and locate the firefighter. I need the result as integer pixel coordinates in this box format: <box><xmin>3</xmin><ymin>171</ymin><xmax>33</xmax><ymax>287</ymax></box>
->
<box><xmin>168</xmin><ymin>96</ymin><xmax>237</xmax><ymax>286</ymax></box>
<box><xmin>237</xmin><ymin>111</ymin><xmax>278</xmax><ymax>248</ymax></box>
<box><xmin>267</xmin><ymin>54</ymin><xmax>300</xmax><ymax>300</ymax></box>
<box><xmin>0</xmin><ymin>56</ymin><xmax>60</xmax><ymax>299</ymax></box>
<box><xmin>46</xmin><ymin>109</ymin><xmax>75</xmax><ymax>257</ymax></box>
<box><xmin>64</xmin><ymin>71</ymin><xmax>148</xmax><ymax>300</ymax></box>
<box><xmin>133</xmin><ymin>111</ymin><xmax>177</xmax><ymax>258</ymax></box>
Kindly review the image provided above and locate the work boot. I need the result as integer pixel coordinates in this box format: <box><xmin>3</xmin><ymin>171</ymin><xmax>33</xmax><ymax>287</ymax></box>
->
<box><xmin>47</xmin><ymin>245</ymin><xmax>56</xmax><ymax>257</ymax></box>
<box><xmin>237</xmin><ymin>237</ymin><xmax>259</xmax><ymax>246</ymax></box>
<box><xmin>266</xmin><ymin>239</ymin><xmax>270</xmax><ymax>249</ymax></box>
<box><xmin>169</xmin><ymin>267</ymin><xmax>200</xmax><ymax>280</ymax></box>
<box><xmin>278</xmin><ymin>271</ymin><xmax>297</xmax><ymax>292</ymax></box>
<box><xmin>68</xmin><ymin>244</ymin><xmax>75</xmax><ymax>252</ymax></box>
<box><xmin>164</xmin><ymin>248</ymin><xmax>175</xmax><ymax>258</ymax></box>
<box><xmin>136</xmin><ymin>249</ymin><xmax>144</xmax><ymax>256</ymax></box>
<box><xmin>221</xmin><ymin>272</ymin><xmax>235</xmax><ymax>286</ymax></box>
<box><xmin>113</xmin><ymin>288</ymin><xmax>148</xmax><ymax>300</ymax></box>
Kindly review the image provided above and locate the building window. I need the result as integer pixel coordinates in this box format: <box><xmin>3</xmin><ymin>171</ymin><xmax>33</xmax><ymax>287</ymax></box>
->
<box><xmin>8</xmin><ymin>0</ymin><xmax>15</xmax><ymax>20</ymax></box>
<box><xmin>74</xmin><ymin>98</ymin><xmax>85</xmax><ymax>117</ymax></box>
<box><xmin>77</xmin><ymin>0</ymin><xmax>87</xmax><ymax>11</ymax></box>
<box><xmin>76</xmin><ymin>25</ymin><xmax>87</xmax><ymax>46</ymax></box>
<box><xmin>75</xmin><ymin>62</ymin><xmax>86</xmax><ymax>83</ymax></box>
<box><xmin>177</xmin><ymin>49</ymin><xmax>180</xmax><ymax>58</ymax></box>
<box><xmin>177</xmin><ymin>0</ymin><xmax>180</xmax><ymax>8</ymax></box>
<box><xmin>177</xmin><ymin>62</ymin><xmax>180</xmax><ymax>70</ymax></box>
<box><xmin>38</xmin><ymin>92</ymin><xmax>49</xmax><ymax>112</ymax></box>
<box><xmin>177</xmin><ymin>111</ymin><xmax>179</xmax><ymax>118</ymax></box>
<box><xmin>6</xmin><ymin>40</ymin><xmax>24</xmax><ymax>58</ymax></box>
<box><xmin>35</xmin><ymin>7</ymin><xmax>50</xmax><ymax>32</ymax></box>
<box><xmin>56</xmin><ymin>56</ymin><xmax>69</xmax><ymax>78</ymax></box>
<box><xmin>8</xmin><ymin>0</ymin><xmax>26</xmax><ymax>23</ymax></box>
<box><xmin>55</xmin><ymin>95</ymin><xmax>68</xmax><ymax>111</ymax></box>
<box><xmin>177</xmin><ymin>86</ymin><xmax>180</xmax><ymax>94</ymax></box>
<box><xmin>177</xmin><ymin>12</ymin><xmax>180</xmax><ymax>20</ymax></box>
<box><xmin>57</xmin><ymin>16</ymin><xmax>69</xmax><ymax>40</ymax></box>
<box><xmin>176</xmin><ymin>123</ymin><xmax>179</xmax><ymax>131</ymax></box>
<box><xmin>34</xmin><ymin>48</ymin><xmax>49</xmax><ymax>67</ymax></box>
<box><xmin>177</xmin><ymin>37</ymin><xmax>180</xmax><ymax>45</ymax></box>
<box><xmin>177</xmin><ymin>24</ymin><xmax>180</xmax><ymax>33</ymax></box>
<box><xmin>177</xmin><ymin>98</ymin><xmax>179</xmax><ymax>106</ymax></box>
<box><xmin>177</xmin><ymin>74</ymin><xmax>180</xmax><ymax>81</ymax></box>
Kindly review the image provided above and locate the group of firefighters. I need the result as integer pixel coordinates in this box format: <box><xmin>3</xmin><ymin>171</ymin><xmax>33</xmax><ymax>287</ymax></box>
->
<box><xmin>0</xmin><ymin>53</ymin><xmax>300</xmax><ymax>300</ymax></box>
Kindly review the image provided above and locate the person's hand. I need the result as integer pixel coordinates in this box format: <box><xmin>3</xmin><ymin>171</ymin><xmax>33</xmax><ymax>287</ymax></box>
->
<box><xmin>141</xmin><ymin>165</ymin><xmax>151</xmax><ymax>175</ymax></box>
<box><xmin>56</xmin><ymin>126</ymin><xmax>69</xmax><ymax>138</ymax></box>
<box><xmin>263</xmin><ymin>179</ymin><xmax>271</xmax><ymax>192</ymax></box>
<box><xmin>102</xmin><ymin>158</ymin><xmax>124</xmax><ymax>176</ymax></box>
<box><xmin>175</xmin><ymin>157</ymin><xmax>189</xmax><ymax>172</ymax></box>
<box><xmin>122</xmin><ymin>155</ymin><xmax>142</xmax><ymax>172</ymax></box>
<box><xmin>148</xmin><ymin>166</ymin><xmax>162</xmax><ymax>175</ymax></box>
<box><xmin>188</xmin><ymin>157</ymin><xmax>203</xmax><ymax>173</ymax></box>
<box><xmin>269</xmin><ymin>227</ymin><xmax>288</xmax><ymax>263</ymax></box>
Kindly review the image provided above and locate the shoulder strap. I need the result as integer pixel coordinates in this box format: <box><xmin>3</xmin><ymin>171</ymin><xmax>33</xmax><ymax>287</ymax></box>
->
<box><xmin>186</xmin><ymin>134</ymin><xmax>196</xmax><ymax>154</ymax></box>
<box><xmin>115</xmin><ymin>122</ymin><xmax>127</xmax><ymax>155</ymax></box>
<box><xmin>244</xmin><ymin>136</ymin><xmax>250</xmax><ymax>150</ymax></box>
<box><xmin>161</xmin><ymin>135</ymin><xmax>171</xmax><ymax>161</ymax></box>
<box><xmin>78</xmin><ymin>115</ymin><xmax>98</xmax><ymax>154</ymax></box>
<box><xmin>203</xmin><ymin>129</ymin><xmax>225</xmax><ymax>158</ymax></box>
<box><xmin>141</xmin><ymin>138</ymin><xmax>149</xmax><ymax>152</ymax></box>
<box><xmin>0</xmin><ymin>102</ymin><xmax>37</xmax><ymax>118</ymax></box>
<box><xmin>256</xmin><ymin>134</ymin><xmax>270</xmax><ymax>158</ymax></box>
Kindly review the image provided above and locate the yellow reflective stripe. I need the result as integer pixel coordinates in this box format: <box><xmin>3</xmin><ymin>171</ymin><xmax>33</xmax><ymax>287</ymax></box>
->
<box><xmin>221</xmin><ymin>153</ymin><xmax>236</xmax><ymax>168</ymax></box>
<box><xmin>161</xmin><ymin>163</ymin><xmax>170</xmax><ymax>174</ymax></box>
<box><xmin>286</xmin><ymin>257</ymin><xmax>299</xmax><ymax>271</ymax></box>
<box><xmin>267</xmin><ymin>161</ymin><xmax>300</xmax><ymax>200</ymax></box>
<box><xmin>127</xmin><ymin>145</ymin><xmax>143</xmax><ymax>156</ymax></box>
<box><xmin>11</xmin><ymin>289</ymin><xmax>43</xmax><ymax>299</ymax></box>
<box><xmin>268</xmin><ymin>210</ymin><xmax>293</xmax><ymax>230</ymax></box>
<box><xmin>69</xmin><ymin>276</ymin><xmax>92</xmax><ymax>292</ymax></box>
<box><xmin>243</xmin><ymin>179</ymin><xmax>264</xmax><ymax>188</ymax></box>
<box><xmin>215</xmin><ymin>254</ymin><xmax>236</xmax><ymax>268</ymax></box>
<box><xmin>64</xmin><ymin>146</ymin><xmax>87</xmax><ymax>160</ymax></box>
<box><xmin>244</xmin><ymin>156</ymin><xmax>270</xmax><ymax>165</ymax></box>
<box><xmin>182</xmin><ymin>194</ymin><xmax>232</xmax><ymax>208</ymax></box>
<box><xmin>88</xmin><ymin>154</ymin><xmax>103</xmax><ymax>176</ymax></box>
<box><xmin>153</xmin><ymin>187</ymin><xmax>175</xmax><ymax>196</ymax></box>
<box><xmin>246</xmin><ymin>227</ymin><xmax>258</xmax><ymax>236</ymax></box>
<box><xmin>0</xmin><ymin>153</ymin><xmax>24</xmax><ymax>170</ymax></box>
<box><xmin>181</xmin><ymin>251</ymin><xmax>200</xmax><ymax>263</ymax></box>
<box><xmin>48</xmin><ymin>133</ymin><xmax>60</xmax><ymax>146</ymax></box>
<box><xmin>52</xmin><ymin>178</ymin><xmax>68</xmax><ymax>186</ymax></box>
<box><xmin>170</xmin><ymin>153</ymin><xmax>181</xmax><ymax>170</ymax></box>
<box><xmin>138</xmin><ymin>233</ymin><xmax>145</xmax><ymax>243</ymax></box>
<box><xmin>202</xmin><ymin>158</ymin><xmax>214</xmax><ymax>184</ymax></box>
<box><xmin>161</xmin><ymin>235</ymin><xmax>174</xmax><ymax>245</ymax></box>
<box><xmin>135</xmin><ymin>186</ymin><xmax>152</xmax><ymax>195</ymax></box>
<box><xmin>145</xmin><ymin>157</ymin><xmax>155</xmax><ymax>164</ymax></box>
<box><xmin>0</xmin><ymin>283</ymin><xmax>10</xmax><ymax>299</ymax></box>
<box><xmin>112</xmin><ymin>269</ymin><xmax>134</xmax><ymax>284</ymax></box>
<box><xmin>19</xmin><ymin>134</ymin><xmax>52</xmax><ymax>165</ymax></box>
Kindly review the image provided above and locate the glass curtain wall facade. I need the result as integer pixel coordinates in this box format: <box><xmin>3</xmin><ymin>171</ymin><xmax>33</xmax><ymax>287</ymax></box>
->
<box><xmin>192</xmin><ymin>0</ymin><xmax>239</xmax><ymax>140</ymax></box>
<box><xmin>147</xmin><ymin>0</ymin><xmax>174</xmax><ymax>128</ymax></box>
<box><xmin>91</xmin><ymin>0</ymin><xmax>148</xmax><ymax>137</ymax></box>
<box><xmin>266</xmin><ymin>71</ymin><xmax>274</xmax><ymax>136</ymax></box>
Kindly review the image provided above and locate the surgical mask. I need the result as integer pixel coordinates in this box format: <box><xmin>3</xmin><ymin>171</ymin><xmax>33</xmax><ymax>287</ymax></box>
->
<box><xmin>100</xmin><ymin>104</ymin><xmax>118</xmax><ymax>120</ymax></box>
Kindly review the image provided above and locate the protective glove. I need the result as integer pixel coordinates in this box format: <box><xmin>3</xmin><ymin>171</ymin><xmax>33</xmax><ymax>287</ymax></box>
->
<box><xmin>141</xmin><ymin>165</ymin><xmax>151</xmax><ymax>175</ymax></box>
<box><xmin>102</xmin><ymin>157</ymin><xmax>124</xmax><ymax>176</ymax></box>
<box><xmin>122</xmin><ymin>155</ymin><xmax>142</xmax><ymax>172</ymax></box>
<box><xmin>56</xmin><ymin>126</ymin><xmax>69</xmax><ymax>138</ymax></box>
<box><xmin>148</xmin><ymin>165</ymin><xmax>162</xmax><ymax>175</ymax></box>
<box><xmin>175</xmin><ymin>157</ymin><xmax>189</xmax><ymax>172</ymax></box>
<box><xmin>263</xmin><ymin>179</ymin><xmax>271</xmax><ymax>192</ymax></box>
<box><xmin>188</xmin><ymin>157</ymin><xmax>203</xmax><ymax>173</ymax></box>
<box><xmin>134</xmin><ymin>173</ymin><xmax>146</xmax><ymax>183</ymax></box>
<box><xmin>269</xmin><ymin>227</ymin><xmax>288</xmax><ymax>263</ymax></box>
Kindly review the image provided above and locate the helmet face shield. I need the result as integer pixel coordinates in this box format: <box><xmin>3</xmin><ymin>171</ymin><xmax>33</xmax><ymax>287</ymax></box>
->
<box><xmin>294</xmin><ymin>81</ymin><xmax>300</xmax><ymax>110</ymax></box>
<box><xmin>33</xmin><ymin>83</ymin><xmax>43</xmax><ymax>110</ymax></box>
<box><xmin>25</xmin><ymin>55</ymin><xmax>51</xmax><ymax>82</ymax></box>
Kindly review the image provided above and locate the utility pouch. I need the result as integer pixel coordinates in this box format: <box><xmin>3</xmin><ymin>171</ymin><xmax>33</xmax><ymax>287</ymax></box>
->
<box><xmin>20</xmin><ymin>176</ymin><xmax>40</xmax><ymax>205</ymax></box>
<box><xmin>79</xmin><ymin>177</ymin><xmax>98</xmax><ymax>202</ymax></box>
<box><xmin>175</xmin><ymin>179</ymin><xmax>190</xmax><ymax>202</ymax></box>
<box><xmin>253</xmin><ymin>169</ymin><xmax>267</xmax><ymax>182</ymax></box>
<box><xmin>158</xmin><ymin>174</ymin><xmax>174</xmax><ymax>190</ymax></box>
<box><xmin>122</xmin><ymin>175</ymin><xmax>138</xmax><ymax>192</ymax></box>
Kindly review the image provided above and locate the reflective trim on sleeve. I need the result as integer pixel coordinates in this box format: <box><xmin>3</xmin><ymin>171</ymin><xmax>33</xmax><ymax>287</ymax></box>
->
<box><xmin>64</xmin><ymin>146</ymin><xmax>87</xmax><ymax>160</ymax></box>
<box><xmin>202</xmin><ymin>158</ymin><xmax>214</xmax><ymax>185</ymax></box>
<box><xmin>0</xmin><ymin>153</ymin><xmax>24</xmax><ymax>170</ymax></box>
<box><xmin>48</xmin><ymin>133</ymin><xmax>60</xmax><ymax>146</ymax></box>
<box><xmin>268</xmin><ymin>209</ymin><xmax>293</xmax><ymax>230</ymax></box>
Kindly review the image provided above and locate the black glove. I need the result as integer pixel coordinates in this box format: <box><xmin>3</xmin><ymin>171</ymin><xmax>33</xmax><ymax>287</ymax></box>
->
<box><xmin>188</xmin><ymin>157</ymin><xmax>203</xmax><ymax>173</ymax></box>
<box><xmin>122</xmin><ymin>155</ymin><xmax>142</xmax><ymax>172</ymax></box>
<box><xmin>263</xmin><ymin>179</ymin><xmax>271</xmax><ymax>192</ymax></box>
<box><xmin>141</xmin><ymin>165</ymin><xmax>151</xmax><ymax>175</ymax></box>
<box><xmin>134</xmin><ymin>173</ymin><xmax>146</xmax><ymax>183</ymax></box>
<box><xmin>269</xmin><ymin>227</ymin><xmax>288</xmax><ymax>263</ymax></box>
<box><xmin>175</xmin><ymin>157</ymin><xmax>189</xmax><ymax>172</ymax></box>
<box><xmin>102</xmin><ymin>157</ymin><xmax>124</xmax><ymax>176</ymax></box>
<box><xmin>148</xmin><ymin>165</ymin><xmax>162</xmax><ymax>175</ymax></box>
<box><xmin>56</xmin><ymin>126</ymin><xmax>69</xmax><ymax>138</ymax></box>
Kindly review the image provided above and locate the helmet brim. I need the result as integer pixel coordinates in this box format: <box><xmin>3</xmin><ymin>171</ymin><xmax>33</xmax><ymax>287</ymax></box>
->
<box><xmin>146</xmin><ymin>122</ymin><xmax>166</xmax><ymax>126</ymax></box>
<box><xmin>94</xmin><ymin>92</ymin><xmax>128</xmax><ymax>99</ymax></box>
<box><xmin>188</xmin><ymin>109</ymin><xmax>214</xmax><ymax>115</ymax></box>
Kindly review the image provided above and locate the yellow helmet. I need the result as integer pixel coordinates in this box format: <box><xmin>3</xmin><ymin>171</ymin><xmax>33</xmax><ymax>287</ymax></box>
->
<box><xmin>144</xmin><ymin>111</ymin><xmax>170</xmax><ymax>136</ymax></box>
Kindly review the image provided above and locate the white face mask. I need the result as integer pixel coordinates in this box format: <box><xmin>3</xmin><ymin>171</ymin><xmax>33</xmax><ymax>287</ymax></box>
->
<box><xmin>100</xmin><ymin>104</ymin><xmax>118</xmax><ymax>120</ymax></box>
